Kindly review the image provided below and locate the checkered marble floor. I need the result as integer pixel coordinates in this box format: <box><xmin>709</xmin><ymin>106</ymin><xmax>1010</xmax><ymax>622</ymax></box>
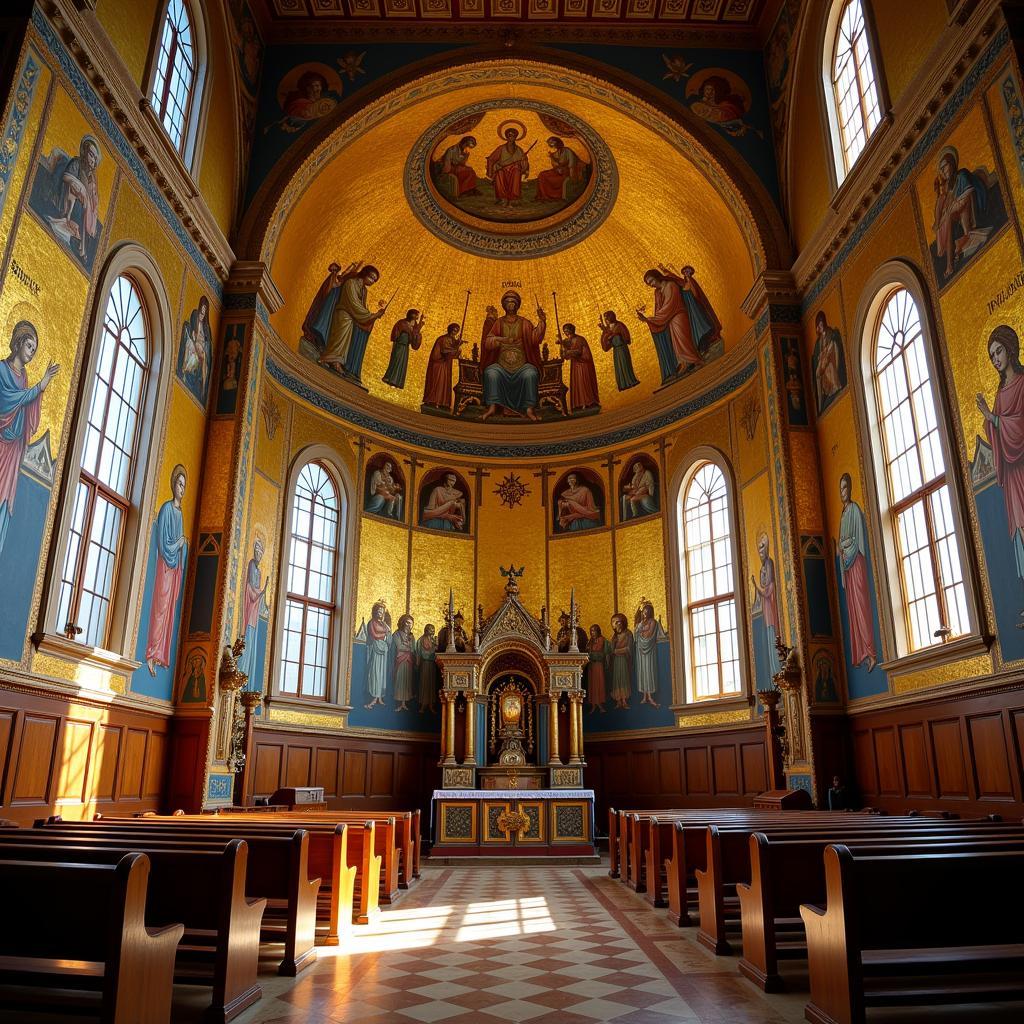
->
<box><xmin>239</xmin><ymin>863</ymin><xmax>809</xmax><ymax>1024</ymax></box>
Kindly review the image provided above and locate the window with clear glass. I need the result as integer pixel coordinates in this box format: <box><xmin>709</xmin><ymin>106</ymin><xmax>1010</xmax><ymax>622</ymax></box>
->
<box><xmin>873</xmin><ymin>287</ymin><xmax>968</xmax><ymax>651</ymax></box>
<box><xmin>56</xmin><ymin>275</ymin><xmax>150</xmax><ymax>647</ymax></box>
<box><xmin>831</xmin><ymin>0</ymin><xmax>882</xmax><ymax>175</ymax></box>
<box><xmin>150</xmin><ymin>0</ymin><xmax>196</xmax><ymax>154</ymax></box>
<box><xmin>279</xmin><ymin>462</ymin><xmax>340</xmax><ymax>699</ymax></box>
<box><xmin>681</xmin><ymin>462</ymin><xmax>740</xmax><ymax>700</ymax></box>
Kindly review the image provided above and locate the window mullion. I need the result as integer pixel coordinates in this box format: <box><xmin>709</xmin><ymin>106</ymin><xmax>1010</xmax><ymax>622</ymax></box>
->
<box><xmin>66</xmin><ymin>478</ymin><xmax>98</xmax><ymax>634</ymax></box>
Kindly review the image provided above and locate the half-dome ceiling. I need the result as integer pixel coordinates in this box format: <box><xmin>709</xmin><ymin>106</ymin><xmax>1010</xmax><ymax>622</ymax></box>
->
<box><xmin>268</xmin><ymin>60</ymin><xmax>757</xmax><ymax>436</ymax></box>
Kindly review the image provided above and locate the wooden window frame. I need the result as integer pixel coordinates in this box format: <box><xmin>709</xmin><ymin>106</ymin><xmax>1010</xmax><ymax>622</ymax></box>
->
<box><xmin>872</xmin><ymin>287</ymin><xmax>965</xmax><ymax>652</ymax></box>
<box><xmin>679</xmin><ymin>458</ymin><xmax>744</xmax><ymax>704</ymax></box>
<box><xmin>275</xmin><ymin>457</ymin><xmax>348</xmax><ymax>705</ymax></box>
<box><xmin>151</xmin><ymin>0</ymin><xmax>197</xmax><ymax>156</ymax></box>
<box><xmin>58</xmin><ymin>275</ymin><xmax>150</xmax><ymax>648</ymax></box>
<box><xmin>830</xmin><ymin>0</ymin><xmax>880</xmax><ymax>176</ymax></box>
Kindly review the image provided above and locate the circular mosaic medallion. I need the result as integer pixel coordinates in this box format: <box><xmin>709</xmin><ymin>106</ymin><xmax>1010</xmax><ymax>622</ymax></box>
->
<box><xmin>404</xmin><ymin>99</ymin><xmax>618</xmax><ymax>259</ymax></box>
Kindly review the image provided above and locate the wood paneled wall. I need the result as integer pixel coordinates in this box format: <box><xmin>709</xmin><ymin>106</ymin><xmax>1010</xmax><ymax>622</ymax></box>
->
<box><xmin>251</xmin><ymin>725</ymin><xmax>441</xmax><ymax>815</ymax></box>
<box><xmin>586</xmin><ymin>724</ymin><xmax>769</xmax><ymax>828</ymax></box>
<box><xmin>849</xmin><ymin>684</ymin><xmax>1024</xmax><ymax>817</ymax></box>
<box><xmin>0</xmin><ymin>683</ymin><xmax>171</xmax><ymax>824</ymax></box>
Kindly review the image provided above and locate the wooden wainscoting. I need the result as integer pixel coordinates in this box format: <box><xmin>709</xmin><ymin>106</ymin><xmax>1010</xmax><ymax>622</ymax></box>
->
<box><xmin>0</xmin><ymin>682</ymin><xmax>171</xmax><ymax>824</ymax></box>
<box><xmin>849</xmin><ymin>683</ymin><xmax>1024</xmax><ymax>816</ymax></box>
<box><xmin>585</xmin><ymin>723</ymin><xmax>769</xmax><ymax>829</ymax></box>
<box><xmin>251</xmin><ymin>725</ymin><xmax>441</xmax><ymax>815</ymax></box>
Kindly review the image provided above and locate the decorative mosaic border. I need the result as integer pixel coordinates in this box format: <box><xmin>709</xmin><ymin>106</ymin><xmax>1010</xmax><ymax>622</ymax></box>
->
<box><xmin>403</xmin><ymin>98</ymin><xmax>619</xmax><ymax>259</ymax></box>
<box><xmin>802</xmin><ymin>25</ymin><xmax>1010</xmax><ymax>312</ymax></box>
<box><xmin>265</xmin><ymin>351</ymin><xmax>757</xmax><ymax>457</ymax></box>
<box><xmin>0</xmin><ymin>51</ymin><xmax>41</xmax><ymax>225</ymax></box>
<box><xmin>31</xmin><ymin>8</ymin><xmax>224</xmax><ymax>297</ymax></box>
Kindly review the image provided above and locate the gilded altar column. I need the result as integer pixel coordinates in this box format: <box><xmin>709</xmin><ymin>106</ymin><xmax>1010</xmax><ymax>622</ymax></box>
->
<box><xmin>463</xmin><ymin>694</ymin><xmax>477</xmax><ymax>766</ymax></box>
<box><xmin>575</xmin><ymin>694</ymin><xmax>586</xmax><ymax>764</ymax></box>
<box><xmin>547</xmin><ymin>697</ymin><xmax>561</xmax><ymax>766</ymax></box>
<box><xmin>568</xmin><ymin>694</ymin><xmax>582</xmax><ymax>765</ymax></box>
<box><xmin>441</xmin><ymin>692</ymin><xmax>457</xmax><ymax>766</ymax></box>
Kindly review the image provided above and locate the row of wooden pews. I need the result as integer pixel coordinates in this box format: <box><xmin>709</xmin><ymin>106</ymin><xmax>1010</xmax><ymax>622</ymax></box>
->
<box><xmin>0</xmin><ymin>806</ymin><xmax>420</xmax><ymax>1023</ymax></box>
<box><xmin>608</xmin><ymin>805</ymin><xmax>1024</xmax><ymax>1024</ymax></box>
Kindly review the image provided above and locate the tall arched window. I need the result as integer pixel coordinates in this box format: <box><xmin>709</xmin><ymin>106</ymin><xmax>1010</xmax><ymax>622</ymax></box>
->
<box><xmin>680</xmin><ymin>462</ymin><xmax>740</xmax><ymax>700</ymax></box>
<box><xmin>56</xmin><ymin>275</ymin><xmax>150</xmax><ymax>647</ymax></box>
<box><xmin>826</xmin><ymin>0</ymin><xmax>882</xmax><ymax>178</ymax></box>
<box><xmin>871</xmin><ymin>287</ymin><xmax>969</xmax><ymax>651</ymax></box>
<box><xmin>279</xmin><ymin>461</ymin><xmax>341</xmax><ymax>699</ymax></box>
<box><xmin>150</xmin><ymin>0</ymin><xmax>198</xmax><ymax>155</ymax></box>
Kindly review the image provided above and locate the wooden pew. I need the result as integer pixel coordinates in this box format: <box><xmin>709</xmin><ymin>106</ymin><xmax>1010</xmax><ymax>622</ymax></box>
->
<box><xmin>65</xmin><ymin>819</ymin><xmax>356</xmax><ymax>946</ymax></box>
<box><xmin>694</xmin><ymin>818</ymin><xmax>1020</xmax><ymax>956</ymax></box>
<box><xmin>0</xmin><ymin>837</ymin><xmax>264</xmax><ymax>1022</ymax></box>
<box><xmin>801</xmin><ymin>846</ymin><xmax>1024</xmax><ymax>1024</ymax></box>
<box><xmin>34</xmin><ymin>822</ymin><xmax>320</xmax><ymax>974</ymax></box>
<box><xmin>96</xmin><ymin>814</ymin><xmax>378</xmax><ymax>926</ymax></box>
<box><xmin>0</xmin><ymin>853</ymin><xmax>182</xmax><ymax>1024</ymax></box>
<box><xmin>738</xmin><ymin>829</ymin><xmax>1024</xmax><ymax>992</ymax></box>
<box><xmin>217</xmin><ymin>810</ymin><xmax>412</xmax><ymax>896</ymax></box>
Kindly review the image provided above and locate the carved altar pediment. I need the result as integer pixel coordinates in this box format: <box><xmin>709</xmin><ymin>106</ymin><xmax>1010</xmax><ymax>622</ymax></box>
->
<box><xmin>478</xmin><ymin>593</ymin><xmax>548</xmax><ymax>651</ymax></box>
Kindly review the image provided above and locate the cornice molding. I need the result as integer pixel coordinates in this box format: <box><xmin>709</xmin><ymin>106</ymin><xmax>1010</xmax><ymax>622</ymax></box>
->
<box><xmin>0</xmin><ymin>671</ymin><xmax>175</xmax><ymax>717</ymax></box>
<box><xmin>227</xmin><ymin>260</ymin><xmax>284</xmax><ymax>314</ymax></box>
<box><xmin>791</xmin><ymin>0</ymin><xmax>1005</xmax><ymax>299</ymax></box>
<box><xmin>41</xmin><ymin>0</ymin><xmax>236</xmax><ymax>283</ymax></box>
<box><xmin>845</xmin><ymin>670</ymin><xmax>1024</xmax><ymax>716</ymax></box>
<box><xmin>741</xmin><ymin>269</ymin><xmax>799</xmax><ymax>319</ymax></box>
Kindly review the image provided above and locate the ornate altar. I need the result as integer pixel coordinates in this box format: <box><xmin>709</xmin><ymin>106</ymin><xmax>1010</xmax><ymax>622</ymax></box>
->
<box><xmin>431</xmin><ymin>567</ymin><xmax>595</xmax><ymax>856</ymax></box>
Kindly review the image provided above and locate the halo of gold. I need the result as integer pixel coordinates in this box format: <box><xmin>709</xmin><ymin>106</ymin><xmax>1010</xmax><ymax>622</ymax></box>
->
<box><xmin>496</xmin><ymin>118</ymin><xmax>527</xmax><ymax>142</ymax></box>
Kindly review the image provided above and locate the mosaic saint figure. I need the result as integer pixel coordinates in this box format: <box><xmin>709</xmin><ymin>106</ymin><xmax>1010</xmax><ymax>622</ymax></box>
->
<box><xmin>811</xmin><ymin>311</ymin><xmax>847</xmax><ymax>416</ymax></box>
<box><xmin>751</xmin><ymin>533</ymin><xmax>782</xmax><ymax>676</ymax></box>
<box><xmin>144</xmin><ymin>465</ymin><xmax>188</xmax><ymax>676</ymax></box>
<box><xmin>0</xmin><ymin>322</ymin><xmax>58</xmax><ymax>559</ymax></box>
<box><xmin>480</xmin><ymin>291</ymin><xmax>546</xmax><ymax>421</ymax></box>
<box><xmin>559</xmin><ymin>324</ymin><xmax>600</xmax><ymax>412</ymax></box>
<box><xmin>382</xmin><ymin>309</ymin><xmax>424</xmax><ymax>390</ymax></box>
<box><xmin>364</xmin><ymin>600</ymin><xmax>391</xmax><ymax>708</ymax></box>
<box><xmin>609</xmin><ymin>613</ymin><xmax>633</xmax><ymax>709</ymax></box>
<box><xmin>638</xmin><ymin>270</ymin><xmax>703</xmax><ymax>382</ymax></box>
<box><xmin>178</xmin><ymin>297</ymin><xmax>213</xmax><ymax>406</ymax></box>
<box><xmin>47</xmin><ymin>135</ymin><xmax>102</xmax><ymax>260</ymax></box>
<box><xmin>536</xmin><ymin>137</ymin><xmax>584</xmax><ymax>201</ymax></box>
<box><xmin>422</xmin><ymin>472</ymin><xmax>466</xmax><ymax>531</ymax></box>
<box><xmin>599</xmin><ymin>311</ymin><xmax>639</xmax><ymax>392</ymax></box>
<box><xmin>486</xmin><ymin>127</ymin><xmax>529</xmax><ymax>207</ymax></box>
<box><xmin>689</xmin><ymin>74</ymin><xmax>753</xmax><ymax>137</ymax></box>
<box><xmin>586</xmin><ymin>624</ymin><xmax>609</xmax><ymax>712</ymax></box>
<box><xmin>932</xmin><ymin>145</ymin><xmax>992</xmax><ymax>280</ymax></box>
<box><xmin>659</xmin><ymin>265</ymin><xmax>722</xmax><ymax>356</ymax></box>
<box><xmin>422</xmin><ymin>324</ymin><xmax>463</xmax><ymax>410</ymax></box>
<box><xmin>621</xmin><ymin>460</ymin><xmax>658</xmax><ymax>521</ymax></box>
<box><xmin>366</xmin><ymin>460</ymin><xmax>403</xmax><ymax>520</ymax></box>
<box><xmin>634</xmin><ymin>601</ymin><xmax>660</xmax><ymax>707</ymax></box>
<box><xmin>439</xmin><ymin>136</ymin><xmax>479</xmax><ymax>197</ymax></box>
<box><xmin>278</xmin><ymin>71</ymin><xmax>337</xmax><ymax>129</ymax></box>
<box><xmin>415</xmin><ymin>623</ymin><xmax>439</xmax><ymax>713</ymax></box>
<box><xmin>319</xmin><ymin>265</ymin><xmax>385</xmax><ymax>381</ymax></box>
<box><xmin>979</xmin><ymin>326</ymin><xmax>1024</xmax><ymax>613</ymax></box>
<box><xmin>392</xmin><ymin>614</ymin><xmax>415</xmax><ymax>711</ymax></box>
<box><xmin>237</xmin><ymin>537</ymin><xmax>269</xmax><ymax>681</ymax></box>
<box><xmin>301</xmin><ymin>262</ymin><xmax>341</xmax><ymax>353</ymax></box>
<box><xmin>834</xmin><ymin>473</ymin><xmax>878</xmax><ymax>670</ymax></box>
<box><xmin>557</xmin><ymin>472</ymin><xmax>601</xmax><ymax>532</ymax></box>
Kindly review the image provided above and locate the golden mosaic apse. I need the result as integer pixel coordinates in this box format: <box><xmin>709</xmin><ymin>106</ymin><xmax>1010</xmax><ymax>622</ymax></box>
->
<box><xmin>269</xmin><ymin>71</ymin><xmax>756</xmax><ymax>429</ymax></box>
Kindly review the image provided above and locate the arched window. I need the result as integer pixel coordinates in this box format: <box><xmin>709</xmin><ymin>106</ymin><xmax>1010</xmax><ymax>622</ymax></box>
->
<box><xmin>871</xmin><ymin>287</ymin><xmax>969</xmax><ymax>651</ymax></box>
<box><xmin>279</xmin><ymin>461</ymin><xmax>341</xmax><ymax>700</ymax></box>
<box><xmin>55</xmin><ymin>275</ymin><xmax>150</xmax><ymax>647</ymax></box>
<box><xmin>826</xmin><ymin>0</ymin><xmax>882</xmax><ymax>179</ymax></box>
<box><xmin>680</xmin><ymin>462</ymin><xmax>740</xmax><ymax>700</ymax></box>
<box><xmin>150</xmin><ymin>0</ymin><xmax>198</xmax><ymax>155</ymax></box>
